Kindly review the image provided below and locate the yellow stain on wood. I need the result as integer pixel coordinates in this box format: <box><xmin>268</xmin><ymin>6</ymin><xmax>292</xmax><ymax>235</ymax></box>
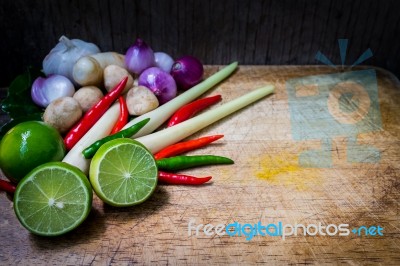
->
<box><xmin>254</xmin><ymin>153</ymin><xmax>321</xmax><ymax>190</ymax></box>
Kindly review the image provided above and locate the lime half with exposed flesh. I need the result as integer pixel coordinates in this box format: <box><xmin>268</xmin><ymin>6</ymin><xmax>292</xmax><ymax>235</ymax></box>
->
<box><xmin>89</xmin><ymin>138</ymin><xmax>158</xmax><ymax>207</ymax></box>
<box><xmin>13</xmin><ymin>162</ymin><xmax>92</xmax><ymax>236</ymax></box>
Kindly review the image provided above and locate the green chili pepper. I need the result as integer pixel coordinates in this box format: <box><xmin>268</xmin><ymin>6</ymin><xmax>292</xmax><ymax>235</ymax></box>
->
<box><xmin>82</xmin><ymin>118</ymin><xmax>150</xmax><ymax>159</ymax></box>
<box><xmin>156</xmin><ymin>155</ymin><xmax>234</xmax><ymax>171</ymax></box>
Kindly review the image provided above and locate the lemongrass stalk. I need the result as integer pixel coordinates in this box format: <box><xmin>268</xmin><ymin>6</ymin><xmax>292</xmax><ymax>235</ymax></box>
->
<box><xmin>135</xmin><ymin>85</ymin><xmax>275</xmax><ymax>153</ymax></box>
<box><xmin>62</xmin><ymin>103</ymin><xmax>120</xmax><ymax>174</ymax></box>
<box><xmin>122</xmin><ymin>62</ymin><xmax>238</xmax><ymax>137</ymax></box>
<box><xmin>61</xmin><ymin>62</ymin><xmax>238</xmax><ymax>174</ymax></box>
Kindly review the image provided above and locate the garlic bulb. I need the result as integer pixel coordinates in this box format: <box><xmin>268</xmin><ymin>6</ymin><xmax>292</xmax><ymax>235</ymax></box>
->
<box><xmin>42</xmin><ymin>36</ymin><xmax>100</xmax><ymax>84</ymax></box>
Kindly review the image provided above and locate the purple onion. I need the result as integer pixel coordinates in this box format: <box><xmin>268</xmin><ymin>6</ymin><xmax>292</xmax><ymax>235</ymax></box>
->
<box><xmin>31</xmin><ymin>75</ymin><xmax>75</xmax><ymax>108</ymax></box>
<box><xmin>154</xmin><ymin>52</ymin><xmax>174</xmax><ymax>73</ymax></box>
<box><xmin>138</xmin><ymin>67</ymin><xmax>177</xmax><ymax>104</ymax></box>
<box><xmin>170</xmin><ymin>55</ymin><xmax>204</xmax><ymax>90</ymax></box>
<box><xmin>125</xmin><ymin>38</ymin><xmax>155</xmax><ymax>74</ymax></box>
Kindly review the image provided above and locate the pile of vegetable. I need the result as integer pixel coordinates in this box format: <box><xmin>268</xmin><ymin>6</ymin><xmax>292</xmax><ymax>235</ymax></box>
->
<box><xmin>0</xmin><ymin>35</ymin><xmax>275</xmax><ymax>236</ymax></box>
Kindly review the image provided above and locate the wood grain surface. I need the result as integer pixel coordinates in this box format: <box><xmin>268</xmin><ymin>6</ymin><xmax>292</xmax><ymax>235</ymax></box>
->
<box><xmin>1</xmin><ymin>66</ymin><xmax>400</xmax><ymax>265</ymax></box>
<box><xmin>1</xmin><ymin>0</ymin><xmax>400</xmax><ymax>86</ymax></box>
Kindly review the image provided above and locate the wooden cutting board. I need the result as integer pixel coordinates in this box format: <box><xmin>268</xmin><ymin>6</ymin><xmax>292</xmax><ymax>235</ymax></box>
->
<box><xmin>1</xmin><ymin>66</ymin><xmax>399</xmax><ymax>265</ymax></box>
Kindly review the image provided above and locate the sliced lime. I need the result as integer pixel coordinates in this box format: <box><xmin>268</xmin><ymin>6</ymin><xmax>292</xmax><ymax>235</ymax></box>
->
<box><xmin>13</xmin><ymin>162</ymin><xmax>92</xmax><ymax>236</ymax></box>
<box><xmin>89</xmin><ymin>138</ymin><xmax>158</xmax><ymax>207</ymax></box>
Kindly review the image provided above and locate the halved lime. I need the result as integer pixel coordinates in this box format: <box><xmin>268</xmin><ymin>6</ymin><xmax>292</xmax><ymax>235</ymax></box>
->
<box><xmin>13</xmin><ymin>162</ymin><xmax>92</xmax><ymax>236</ymax></box>
<box><xmin>89</xmin><ymin>138</ymin><xmax>158</xmax><ymax>207</ymax></box>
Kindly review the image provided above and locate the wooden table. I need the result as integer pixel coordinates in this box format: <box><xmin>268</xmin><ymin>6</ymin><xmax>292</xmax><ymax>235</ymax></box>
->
<box><xmin>1</xmin><ymin>66</ymin><xmax>399</xmax><ymax>265</ymax></box>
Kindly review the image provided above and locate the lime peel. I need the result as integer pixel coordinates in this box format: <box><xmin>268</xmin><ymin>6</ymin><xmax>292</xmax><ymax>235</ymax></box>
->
<box><xmin>13</xmin><ymin>162</ymin><xmax>92</xmax><ymax>237</ymax></box>
<box><xmin>89</xmin><ymin>138</ymin><xmax>158</xmax><ymax>207</ymax></box>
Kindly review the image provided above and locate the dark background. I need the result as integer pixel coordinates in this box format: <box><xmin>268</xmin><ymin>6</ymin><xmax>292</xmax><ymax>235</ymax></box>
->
<box><xmin>1</xmin><ymin>0</ymin><xmax>399</xmax><ymax>87</ymax></box>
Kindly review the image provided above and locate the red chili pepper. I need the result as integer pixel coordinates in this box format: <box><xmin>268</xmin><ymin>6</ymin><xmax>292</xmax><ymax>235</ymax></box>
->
<box><xmin>158</xmin><ymin>171</ymin><xmax>212</xmax><ymax>185</ymax></box>
<box><xmin>0</xmin><ymin>179</ymin><xmax>16</xmax><ymax>194</ymax></box>
<box><xmin>167</xmin><ymin>94</ymin><xmax>222</xmax><ymax>127</ymax></box>
<box><xmin>110</xmin><ymin>96</ymin><xmax>129</xmax><ymax>134</ymax></box>
<box><xmin>154</xmin><ymin>135</ymin><xmax>224</xmax><ymax>160</ymax></box>
<box><xmin>64</xmin><ymin>77</ymin><xmax>128</xmax><ymax>150</ymax></box>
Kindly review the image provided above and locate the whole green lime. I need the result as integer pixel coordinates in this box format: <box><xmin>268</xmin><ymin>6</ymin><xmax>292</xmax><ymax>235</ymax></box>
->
<box><xmin>0</xmin><ymin>121</ymin><xmax>65</xmax><ymax>183</ymax></box>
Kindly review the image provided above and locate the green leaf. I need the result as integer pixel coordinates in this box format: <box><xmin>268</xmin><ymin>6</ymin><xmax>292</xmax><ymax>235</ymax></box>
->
<box><xmin>0</xmin><ymin>113</ymin><xmax>43</xmax><ymax>139</ymax></box>
<box><xmin>1</xmin><ymin>67</ymin><xmax>44</xmax><ymax>120</ymax></box>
